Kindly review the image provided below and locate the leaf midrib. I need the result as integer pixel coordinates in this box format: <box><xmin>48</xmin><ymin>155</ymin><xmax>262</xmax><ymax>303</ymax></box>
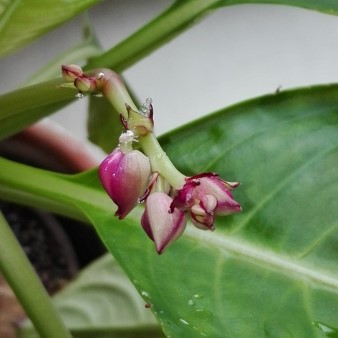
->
<box><xmin>186</xmin><ymin>226</ymin><xmax>338</xmax><ymax>291</ymax></box>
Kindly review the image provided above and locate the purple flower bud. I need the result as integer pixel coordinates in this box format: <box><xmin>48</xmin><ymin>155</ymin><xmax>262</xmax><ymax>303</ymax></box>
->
<box><xmin>171</xmin><ymin>172</ymin><xmax>241</xmax><ymax>230</ymax></box>
<box><xmin>61</xmin><ymin>64</ymin><xmax>83</xmax><ymax>82</ymax></box>
<box><xmin>141</xmin><ymin>192</ymin><xmax>187</xmax><ymax>254</ymax></box>
<box><xmin>99</xmin><ymin>147</ymin><xmax>151</xmax><ymax>219</ymax></box>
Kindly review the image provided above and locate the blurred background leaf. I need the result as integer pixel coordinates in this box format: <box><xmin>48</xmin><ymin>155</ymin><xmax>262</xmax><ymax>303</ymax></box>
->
<box><xmin>19</xmin><ymin>254</ymin><xmax>164</xmax><ymax>338</ymax></box>
<box><xmin>0</xmin><ymin>0</ymin><xmax>101</xmax><ymax>59</ymax></box>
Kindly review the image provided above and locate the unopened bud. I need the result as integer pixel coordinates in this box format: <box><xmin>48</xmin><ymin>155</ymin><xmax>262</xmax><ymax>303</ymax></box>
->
<box><xmin>61</xmin><ymin>64</ymin><xmax>83</xmax><ymax>82</ymax></box>
<box><xmin>74</xmin><ymin>75</ymin><xmax>97</xmax><ymax>92</ymax></box>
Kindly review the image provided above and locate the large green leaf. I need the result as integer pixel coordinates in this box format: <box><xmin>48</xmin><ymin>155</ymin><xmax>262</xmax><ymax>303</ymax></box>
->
<box><xmin>0</xmin><ymin>79</ymin><xmax>77</xmax><ymax>140</ymax></box>
<box><xmin>94</xmin><ymin>84</ymin><xmax>338</xmax><ymax>337</ymax></box>
<box><xmin>0</xmin><ymin>0</ymin><xmax>100</xmax><ymax>59</ymax></box>
<box><xmin>20</xmin><ymin>254</ymin><xmax>163</xmax><ymax>338</ymax></box>
<box><xmin>1</xmin><ymin>84</ymin><xmax>338</xmax><ymax>337</ymax></box>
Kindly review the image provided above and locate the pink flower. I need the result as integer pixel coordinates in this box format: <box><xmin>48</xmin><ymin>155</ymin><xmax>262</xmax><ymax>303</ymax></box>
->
<box><xmin>99</xmin><ymin>148</ymin><xmax>151</xmax><ymax>219</ymax></box>
<box><xmin>171</xmin><ymin>173</ymin><xmax>241</xmax><ymax>230</ymax></box>
<box><xmin>141</xmin><ymin>192</ymin><xmax>187</xmax><ymax>254</ymax></box>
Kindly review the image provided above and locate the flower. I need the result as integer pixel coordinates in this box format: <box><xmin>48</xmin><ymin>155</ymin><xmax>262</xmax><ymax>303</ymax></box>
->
<box><xmin>170</xmin><ymin>172</ymin><xmax>241</xmax><ymax>230</ymax></box>
<box><xmin>141</xmin><ymin>192</ymin><xmax>187</xmax><ymax>254</ymax></box>
<box><xmin>99</xmin><ymin>134</ymin><xmax>151</xmax><ymax>219</ymax></box>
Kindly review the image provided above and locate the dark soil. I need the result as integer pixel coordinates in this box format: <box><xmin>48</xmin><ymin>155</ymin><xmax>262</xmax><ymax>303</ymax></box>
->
<box><xmin>0</xmin><ymin>201</ymin><xmax>106</xmax><ymax>338</ymax></box>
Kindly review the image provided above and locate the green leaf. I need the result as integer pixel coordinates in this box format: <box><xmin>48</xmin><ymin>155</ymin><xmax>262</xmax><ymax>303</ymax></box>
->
<box><xmin>87</xmin><ymin>95</ymin><xmax>121</xmax><ymax>153</ymax></box>
<box><xmin>19</xmin><ymin>254</ymin><xmax>164</xmax><ymax>338</ymax></box>
<box><xmin>0</xmin><ymin>0</ymin><xmax>100</xmax><ymax>59</ymax></box>
<box><xmin>83</xmin><ymin>84</ymin><xmax>338</xmax><ymax>337</ymax></box>
<box><xmin>2</xmin><ymin>84</ymin><xmax>338</xmax><ymax>337</ymax></box>
<box><xmin>0</xmin><ymin>78</ymin><xmax>77</xmax><ymax>140</ymax></box>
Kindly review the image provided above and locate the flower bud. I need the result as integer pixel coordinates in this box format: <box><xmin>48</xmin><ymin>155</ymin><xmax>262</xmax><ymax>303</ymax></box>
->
<box><xmin>120</xmin><ymin>103</ymin><xmax>154</xmax><ymax>136</ymax></box>
<box><xmin>99</xmin><ymin>147</ymin><xmax>151</xmax><ymax>219</ymax></box>
<box><xmin>141</xmin><ymin>192</ymin><xmax>187</xmax><ymax>254</ymax></box>
<box><xmin>74</xmin><ymin>75</ymin><xmax>97</xmax><ymax>92</ymax></box>
<box><xmin>61</xmin><ymin>64</ymin><xmax>83</xmax><ymax>82</ymax></box>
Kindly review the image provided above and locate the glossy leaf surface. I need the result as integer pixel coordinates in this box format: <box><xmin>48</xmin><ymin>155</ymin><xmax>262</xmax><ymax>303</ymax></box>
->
<box><xmin>0</xmin><ymin>0</ymin><xmax>100</xmax><ymax>58</ymax></box>
<box><xmin>2</xmin><ymin>84</ymin><xmax>337</xmax><ymax>337</ymax></box>
<box><xmin>96</xmin><ymin>84</ymin><xmax>338</xmax><ymax>337</ymax></box>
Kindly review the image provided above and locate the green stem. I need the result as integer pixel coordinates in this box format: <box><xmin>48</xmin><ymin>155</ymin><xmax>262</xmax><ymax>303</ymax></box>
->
<box><xmin>0</xmin><ymin>211</ymin><xmax>72</xmax><ymax>338</ymax></box>
<box><xmin>140</xmin><ymin>133</ymin><xmax>186</xmax><ymax>189</ymax></box>
<box><xmin>86</xmin><ymin>0</ymin><xmax>223</xmax><ymax>71</ymax></box>
<box><xmin>0</xmin><ymin>157</ymin><xmax>112</xmax><ymax>222</ymax></box>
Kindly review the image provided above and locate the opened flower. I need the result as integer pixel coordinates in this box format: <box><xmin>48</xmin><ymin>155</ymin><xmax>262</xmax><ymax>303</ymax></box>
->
<box><xmin>170</xmin><ymin>173</ymin><xmax>241</xmax><ymax>230</ymax></box>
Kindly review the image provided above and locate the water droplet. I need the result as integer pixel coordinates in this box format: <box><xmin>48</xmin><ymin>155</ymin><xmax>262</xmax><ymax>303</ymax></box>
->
<box><xmin>194</xmin><ymin>309</ymin><xmax>213</xmax><ymax>320</ymax></box>
<box><xmin>193</xmin><ymin>294</ymin><xmax>204</xmax><ymax>299</ymax></box>
<box><xmin>139</xmin><ymin>105</ymin><xmax>148</xmax><ymax>115</ymax></box>
<box><xmin>188</xmin><ymin>299</ymin><xmax>195</xmax><ymax>306</ymax></box>
<box><xmin>141</xmin><ymin>290</ymin><xmax>151</xmax><ymax>299</ymax></box>
<box><xmin>179</xmin><ymin>318</ymin><xmax>190</xmax><ymax>325</ymax></box>
<box><xmin>313</xmin><ymin>321</ymin><xmax>338</xmax><ymax>336</ymax></box>
<box><xmin>76</xmin><ymin>92</ymin><xmax>84</xmax><ymax>99</ymax></box>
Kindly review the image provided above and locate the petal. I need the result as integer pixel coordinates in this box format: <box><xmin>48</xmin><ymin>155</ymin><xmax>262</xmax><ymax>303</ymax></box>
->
<box><xmin>198</xmin><ymin>176</ymin><xmax>241</xmax><ymax>215</ymax></box>
<box><xmin>190</xmin><ymin>204</ymin><xmax>215</xmax><ymax>231</ymax></box>
<box><xmin>141</xmin><ymin>192</ymin><xmax>187</xmax><ymax>254</ymax></box>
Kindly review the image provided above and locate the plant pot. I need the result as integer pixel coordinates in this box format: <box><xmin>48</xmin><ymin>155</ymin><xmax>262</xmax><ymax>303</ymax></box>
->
<box><xmin>0</xmin><ymin>120</ymin><xmax>106</xmax><ymax>337</ymax></box>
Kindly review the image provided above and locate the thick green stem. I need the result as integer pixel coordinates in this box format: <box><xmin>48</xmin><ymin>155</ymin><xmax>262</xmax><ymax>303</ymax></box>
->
<box><xmin>0</xmin><ymin>211</ymin><xmax>72</xmax><ymax>338</ymax></box>
<box><xmin>86</xmin><ymin>0</ymin><xmax>223</xmax><ymax>71</ymax></box>
<box><xmin>0</xmin><ymin>157</ymin><xmax>112</xmax><ymax>222</ymax></box>
<box><xmin>140</xmin><ymin>133</ymin><xmax>186</xmax><ymax>189</ymax></box>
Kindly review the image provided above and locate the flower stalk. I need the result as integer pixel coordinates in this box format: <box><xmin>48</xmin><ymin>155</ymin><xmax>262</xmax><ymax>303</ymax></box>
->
<box><xmin>61</xmin><ymin>64</ymin><xmax>241</xmax><ymax>253</ymax></box>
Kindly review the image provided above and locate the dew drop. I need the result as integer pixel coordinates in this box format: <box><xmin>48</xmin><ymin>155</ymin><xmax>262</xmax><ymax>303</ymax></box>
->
<box><xmin>193</xmin><ymin>294</ymin><xmax>204</xmax><ymax>299</ymax></box>
<box><xmin>76</xmin><ymin>92</ymin><xmax>84</xmax><ymax>99</ymax></box>
<box><xmin>313</xmin><ymin>321</ymin><xmax>338</xmax><ymax>335</ymax></box>
<box><xmin>141</xmin><ymin>290</ymin><xmax>151</xmax><ymax>299</ymax></box>
<box><xmin>188</xmin><ymin>299</ymin><xmax>195</xmax><ymax>306</ymax></box>
<box><xmin>179</xmin><ymin>318</ymin><xmax>190</xmax><ymax>325</ymax></box>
